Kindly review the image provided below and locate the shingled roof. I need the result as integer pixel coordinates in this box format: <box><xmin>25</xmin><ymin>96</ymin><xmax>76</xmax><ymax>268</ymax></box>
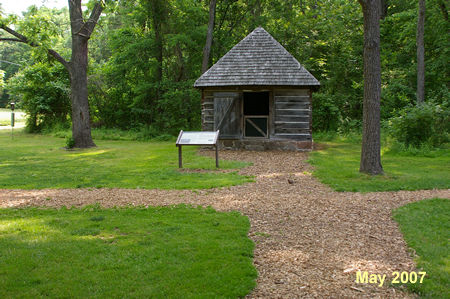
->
<box><xmin>194</xmin><ymin>27</ymin><xmax>320</xmax><ymax>88</ymax></box>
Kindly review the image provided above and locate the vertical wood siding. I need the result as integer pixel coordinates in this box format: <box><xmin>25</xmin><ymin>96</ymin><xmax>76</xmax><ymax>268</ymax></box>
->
<box><xmin>213</xmin><ymin>92</ymin><xmax>241</xmax><ymax>138</ymax></box>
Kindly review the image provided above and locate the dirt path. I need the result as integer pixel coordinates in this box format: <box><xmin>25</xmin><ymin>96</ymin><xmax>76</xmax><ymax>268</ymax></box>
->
<box><xmin>1</xmin><ymin>150</ymin><xmax>449</xmax><ymax>298</ymax></box>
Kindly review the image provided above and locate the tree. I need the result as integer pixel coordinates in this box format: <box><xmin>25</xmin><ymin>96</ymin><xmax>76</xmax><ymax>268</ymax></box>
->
<box><xmin>202</xmin><ymin>0</ymin><xmax>217</xmax><ymax>74</ymax></box>
<box><xmin>358</xmin><ymin>0</ymin><xmax>383</xmax><ymax>175</ymax></box>
<box><xmin>0</xmin><ymin>0</ymin><xmax>104</xmax><ymax>148</ymax></box>
<box><xmin>151</xmin><ymin>0</ymin><xmax>164</xmax><ymax>83</ymax></box>
<box><xmin>416</xmin><ymin>0</ymin><xmax>425</xmax><ymax>104</ymax></box>
<box><xmin>380</xmin><ymin>0</ymin><xmax>388</xmax><ymax>20</ymax></box>
<box><xmin>0</xmin><ymin>70</ymin><xmax>4</xmax><ymax>97</ymax></box>
<box><xmin>437</xmin><ymin>0</ymin><xmax>448</xmax><ymax>21</ymax></box>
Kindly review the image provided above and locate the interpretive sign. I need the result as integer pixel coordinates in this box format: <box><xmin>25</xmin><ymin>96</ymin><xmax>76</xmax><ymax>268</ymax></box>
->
<box><xmin>176</xmin><ymin>130</ymin><xmax>220</xmax><ymax>168</ymax></box>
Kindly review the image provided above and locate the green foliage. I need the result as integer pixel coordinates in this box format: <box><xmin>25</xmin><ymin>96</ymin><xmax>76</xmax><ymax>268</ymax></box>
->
<box><xmin>308</xmin><ymin>134</ymin><xmax>450</xmax><ymax>192</ymax></box>
<box><xmin>0</xmin><ymin>70</ymin><xmax>4</xmax><ymax>96</ymax></box>
<box><xmin>0</xmin><ymin>35</ymin><xmax>31</xmax><ymax>107</ymax></box>
<box><xmin>86</xmin><ymin>0</ymin><xmax>205</xmax><ymax>133</ymax></box>
<box><xmin>65</xmin><ymin>136</ymin><xmax>75</xmax><ymax>149</ymax></box>
<box><xmin>0</xmin><ymin>130</ymin><xmax>252</xmax><ymax>189</ymax></box>
<box><xmin>393</xmin><ymin>198</ymin><xmax>450</xmax><ymax>298</ymax></box>
<box><xmin>388</xmin><ymin>101</ymin><xmax>449</xmax><ymax>147</ymax></box>
<box><xmin>6</xmin><ymin>62</ymin><xmax>70</xmax><ymax>132</ymax></box>
<box><xmin>312</xmin><ymin>93</ymin><xmax>341</xmax><ymax>131</ymax></box>
<box><xmin>1</xmin><ymin>0</ymin><xmax>449</xmax><ymax>136</ymax></box>
<box><xmin>0</xmin><ymin>205</ymin><xmax>257</xmax><ymax>298</ymax></box>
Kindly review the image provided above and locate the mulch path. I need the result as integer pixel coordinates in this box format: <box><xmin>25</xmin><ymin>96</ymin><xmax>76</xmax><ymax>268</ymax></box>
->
<box><xmin>1</xmin><ymin>150</ymin><xmax>449</xmax><ymax>298</ymax></box>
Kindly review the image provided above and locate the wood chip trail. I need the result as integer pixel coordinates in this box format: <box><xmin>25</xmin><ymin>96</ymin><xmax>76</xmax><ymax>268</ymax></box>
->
<box><xmin>1</xmin><ymin>150</ymin><xmax>449</xmax><ymax>298</ymax></box>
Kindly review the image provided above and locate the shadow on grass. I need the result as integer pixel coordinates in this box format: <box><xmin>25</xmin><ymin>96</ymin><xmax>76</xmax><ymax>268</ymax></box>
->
<box><xmin>0</xmin><ymin>205</ymin><xmax>257</xmax><ymax>298</ymax></box>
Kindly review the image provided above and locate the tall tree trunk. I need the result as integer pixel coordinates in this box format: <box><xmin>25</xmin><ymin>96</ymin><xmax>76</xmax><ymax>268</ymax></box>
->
<box><xmin>438</xmin><ymin>0</ymin><xmax>448</xmax><ymax>21</ymax></box>
<box><xmin>202</xmin><ymin>0</ymin><xmax>217</xmax><ymax>74</ymax></box>
<box><xmin>380</xmin><ymin>0</ymin><xmax>388</xmax><ymax>20</ymax></box>
<box><xmin>69</xmin><ymin>35</ymin><xmax>95</xmax><ymax>147</ymax></box>
<box><xmin>176</xmin><ymin>43</ymin><xmax>185</xmax><ymax>82</ymax></box>
<box><xmin>67</xmin><ymin>0</ymin><xmax>102</xmax><ymax>148</ymax></box>
<box><xmin>416</xmin><ymin>0</ymin><xmax>425</xmax><ymax>104</ymax></box>
<box><xmin>358</xmin><ymin>0</ymin><xmax>383</xmax><ymax>175</ymax></box>
<box><xmin>151</xmin><ymin>0</ymin><xmax>164</xmax><ymax>82</ymax></box>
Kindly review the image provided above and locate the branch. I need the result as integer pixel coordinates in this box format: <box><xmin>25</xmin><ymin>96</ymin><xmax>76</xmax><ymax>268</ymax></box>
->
<box><xmin>84</xmin><ymin>1</ymin><xmax>104</xmax><ymax>38</ymax></box>
<box><xmin>0</xmin><ymin>24</ymin><xmax>37</xmax><ymax>46</ymax></box>
<box><xmin>0</xmin><ymin>38</ymin><xmax>24</xmax><ymax>42</ymax></box>
<box><xmin>358</xmin><ymin>0</ymin><xmax>366</xmax><ymax>9</ymax></box>
<box><xmin>0</xmin><ymin>24</ymin><xmax>70</xmax><ymax>71</ymax></box>
<box><xmin>48</xmin><ymin>49</ymin><xmax>71</xmax><ymax>70</ymax></box>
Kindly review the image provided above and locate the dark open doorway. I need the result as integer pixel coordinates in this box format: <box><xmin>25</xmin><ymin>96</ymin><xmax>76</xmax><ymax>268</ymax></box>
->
<box><xmin>243</xmin><ymin>92</ymin><xmax>269</xmax><ymax>138</ymax></box>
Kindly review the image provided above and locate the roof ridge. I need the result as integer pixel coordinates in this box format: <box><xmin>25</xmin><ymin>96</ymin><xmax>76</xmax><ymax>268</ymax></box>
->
<box><xmin>200</xmin><ymin>27</ymin><xmax>262</xmax><ymax>78</ymax></box>
<box><xmin>260</xmin><ymin>29</ymin><xmax>319</xmax><ymax>85</ymax></box>
<box><xmin>195</xmin><ymin>27</ymin><xmax>320</xmax><ymax>87</ymax></box>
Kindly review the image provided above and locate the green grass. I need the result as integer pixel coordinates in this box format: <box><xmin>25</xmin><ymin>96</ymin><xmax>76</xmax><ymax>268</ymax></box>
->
<box><xmin>308</xmin><ymin>135</ymin><xmax>450</xmax><ymax>192</ymax></box>
<box><xmin>0</xmin><ymin>131</ymin><xmax>252</xmax><ymax>189</ymax></box>
<box><xmin>393</xmin><ymin>198</ymin><xmax>450</xmax><ymax>298</ymax></box>
<box><xmin>0</xmin><ymin>205</ymin><xmax>257</xmax><ymax>298</ymax></box>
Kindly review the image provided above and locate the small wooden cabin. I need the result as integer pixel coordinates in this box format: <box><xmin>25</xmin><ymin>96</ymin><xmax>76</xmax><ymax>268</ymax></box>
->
<box><xmin>194</xmin><ymin>27</ymin><xmax>320</xmax><ymax>151</ymax></box>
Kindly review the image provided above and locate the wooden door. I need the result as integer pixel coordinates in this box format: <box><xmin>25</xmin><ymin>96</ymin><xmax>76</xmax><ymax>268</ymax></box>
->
<box><xmin>214</xmin><ymin>92</ymin><xmax>241</xmax><ymax>138</ymax></box>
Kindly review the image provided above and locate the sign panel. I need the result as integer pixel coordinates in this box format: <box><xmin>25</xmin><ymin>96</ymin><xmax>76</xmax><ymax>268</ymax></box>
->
<box><xmin>176</xmin><ymin>130</ymin><xmax>219</xmax><ymax>145</ymax></box>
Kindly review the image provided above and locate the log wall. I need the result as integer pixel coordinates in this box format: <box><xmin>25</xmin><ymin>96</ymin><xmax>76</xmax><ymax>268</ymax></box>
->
<box><xmin>272</xmin><ymin>89</ymin><xmax>312</xmax><ymax>141</ymax></box>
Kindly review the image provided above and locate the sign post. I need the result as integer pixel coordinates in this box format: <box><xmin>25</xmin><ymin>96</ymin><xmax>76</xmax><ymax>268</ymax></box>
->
<box><xmin>10</xmin><ymin>102</ymin><xmax>15</xmax><ymax>139</ymax></box>
<box><xmin>176</xmin><ymin>130</ymin><xmax>220</xmax><ymax>168</ymax></box>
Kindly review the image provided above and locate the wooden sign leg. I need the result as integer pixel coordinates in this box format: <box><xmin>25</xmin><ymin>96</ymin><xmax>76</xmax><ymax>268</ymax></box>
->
<box><xmin>215</xmin><ymin>145</ymin><xmax>219</xmax><ymax>168</ymax></box>
<box><xmin>178</xmin><ymin>145</ymin><xmax>182</xmax><ymax>168</ymax></box>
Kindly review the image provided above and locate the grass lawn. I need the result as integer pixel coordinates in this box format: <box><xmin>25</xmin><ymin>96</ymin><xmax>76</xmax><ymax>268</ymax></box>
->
<box><xmin>0</xmin><ymin>131</ymin><xmax>252</xmax><ymax>189</ymax></box>
<box><xmin>0</xmin><ymin>205</ymin><xmax>257</xmax><ymax>298</ymax></box>
<box><xmin>393</xmin><ymin>198</ymin><xmax>450</xmax><ymax>298</ymax></box>
<box><xmin>308</xmin><ymin>135</ymin><xmax>450</xmax><ymax>192</ymax></box>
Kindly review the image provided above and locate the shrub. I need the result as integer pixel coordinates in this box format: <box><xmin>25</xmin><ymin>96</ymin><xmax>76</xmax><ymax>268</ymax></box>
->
<box><xmin>65</xmin><ymin>136</ymin><xmax>75</xmax><ymax>149</ymax></box>
<box><xmin>388</xmin><ymin>101</ymin><xmax>449</xmax><ymax>147</ymax></box>
<box><xmin>312</xmin><ymin>93</ymin><xmax>341</xmax><ymax>131</ymax></box>
<box><xmin>6</xmin><ymin>62</ymin><xmax>70</xmax><ymax>132</ymax></box>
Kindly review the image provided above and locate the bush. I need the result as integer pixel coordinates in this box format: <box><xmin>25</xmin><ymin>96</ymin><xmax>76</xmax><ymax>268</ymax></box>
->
<box><xmin>6</xmin><ymin>62</ymin><xmax>70</xmax><ymax>132</ymax></box>
<box><xmin>312</xmin><ymin>93</ymin><xmax>341</xmax><ymax>131</ymax></box>
<box><xmin>388</xmin><ymin>101</ymin><xmax>449</xmax><ymax>147</ymax></box>
<box><xmin>65</xmin><ymin>136</ymin><xmax>75</xmax><ymax>149</ymax></box>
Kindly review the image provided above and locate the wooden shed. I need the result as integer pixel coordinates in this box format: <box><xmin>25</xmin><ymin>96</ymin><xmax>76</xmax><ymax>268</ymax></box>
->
<box><xmin>194</xmin><ymin>27</ymin><xmax>320</xmax><ymax>151</ymax></box>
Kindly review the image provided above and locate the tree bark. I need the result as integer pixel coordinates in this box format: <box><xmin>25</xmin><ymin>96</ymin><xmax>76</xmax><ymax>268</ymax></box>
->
<box><xmin>151</xmin><ymin>0</ymin><xmax>164</xmax><ymax>82</ymax></box>
<box><xmin>175</xmin><ymin>43</ymin><xmax>185</xmax><ymax>82</ymax></box>
<box><xmin>416</xmin><ymin>0</ymin><xmax>425</xmax><ymax>104</ymax></box>
<box><xmin>380</xmin><ymin>0</ymin><xmax>388</xmax><ymax>20</ymax></box>
<box><xmin>358</xmin><ymin>0</ymin><xmax>383</xmax><ymax>175</ymax></box>
<box><xmin>202</xmin><ymin>0</ymin><xmax>217</xmax><ymax>74</ymax></box>
<box><xmin>67</xmin><ymin>0</ymin><xmax>102</xmax><ymax>148</ymax></box>
<box><xmin>69</xmin><ymin>34</ymin><xmax>95</xmax><ymax>147</ymax></box>
<box><xmin>438</xmin><ymin>0</ymin><xmax>448</xmax><ymax>21</ymax></box>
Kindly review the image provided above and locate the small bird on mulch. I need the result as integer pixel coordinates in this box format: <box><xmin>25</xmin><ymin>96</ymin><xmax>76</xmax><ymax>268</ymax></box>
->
<box><xmin>288</xmin><ymin>179</ymin><xmax>294</xmax><ymax>184</ymax></box>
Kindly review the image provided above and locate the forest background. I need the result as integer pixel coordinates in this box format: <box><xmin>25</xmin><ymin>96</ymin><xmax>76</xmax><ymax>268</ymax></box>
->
<box><xmin>0</xmin><ymin>0</ymin><xmax>448</xmax><ymax>147</ymax></box>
